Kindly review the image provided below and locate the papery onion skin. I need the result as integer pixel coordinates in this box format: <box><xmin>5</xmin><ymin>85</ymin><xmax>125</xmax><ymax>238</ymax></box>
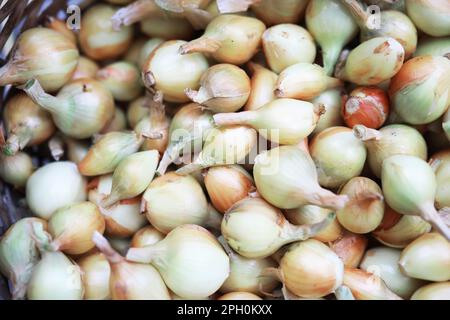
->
<box><xmin>414</xmin><ymin>37</ymin><xmax>450</xmax><ymax>57</ymax></box>
<box><xmin>405</xmin><ymin>0</ymin><xmax>450</xmax><ymax>37</ymax></box>
<box><xmin>131</xmin><ymin>226</ymin><xmax>165</xmax><ymax>248</ymax></box>
<box><xmin>0</xmin><ymin>28</ymin><xmax>79</xmax><ymax>92</ymax></box>
<box><xmin>330</xmin><ymin>232</ymin><xmax>368</xmax><ymax>268</ymax></box>
<box><xmin>244</xmin><ymin>63</ymin><xmax>278</xmax><ymax>111</ymax></box>
<box><xmin>411</xmin><ymin>282</ymin><xmax>450</xmax><ymax>300</ymax></box>
<box><xmin>218</xmin><ymin>292</ymin><xmax>262</xmax><ymax>300</ymax></box>
<box><xmin>77</xmin><ymin>252</ymin><xmax>111</xmax><ymax>300</ymax></box>
<box><xmin>26</xmin><ymin>161</ymin><xmax>87</xmax><ymax>219</ymax></box>
<box><xmin>71</xmin><ymin>56</ymin><xmax>99</xmax><ymax>80</ymax></box>
<box><xmin>79</xmin><ymin>4</ymin><xmax>134</xmax><ymax>60</ymax></box>
<box><xmin>389</xmin><ymin>55</ymin><xmax>450</xmax><ymax>125</ymax></box>
<box><xmin>280</xmin><ymin>239</ymin><xmax>344</xmax><ymax>298</ymax></box>
<box><xmin>310</xmin><ymin>127</ymin><xmax>367</xmax><ymax>189</ymax></box>
<box><xmin>0</xmin><ymin>152</ymin><xmax>34</xmax><ymax>189</ymax></box>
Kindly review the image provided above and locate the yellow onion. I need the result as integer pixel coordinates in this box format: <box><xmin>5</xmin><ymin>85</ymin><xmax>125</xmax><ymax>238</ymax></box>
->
<box><xmin>214</xmin><ymin>99</ymin><xmax>322</xmax><ymax>145</ymax></box>
<box><xmin>218</xmin><ymin>292</ymin><xmax>262</xmax><ymax>300</ymax></box>
<box><xmin>0</xmin><ymin>27</ymin><xmax>79</xmax><ymax>92</ymax></box>
<box><xmin>101</xmin><ymin>107</ymin><xmax>127</xmax><ymax>134</ymax></box>
<box><xmin>79</xmin><ymin>4</ymin><xmax>134</xmax><ymax>60</ymax></box>
<box><xmin>275</xmin><ymin>63</ymin><xmax>342</xmax><ymax>100</ymax></box>
<box><xmin>96</xmin><ymin>62</ymin><xmax>142</xmax><ymax>102</ymax></box>
<box><xmin>180</xmin><ymin>14</ymin><xmax>266</xmax><ymax>65</ymax></box>
<box><xmin>305</xmin><ymin>0</ymin><xmax>358</xmax><ymax>76</ymax></box>
<box><xmin>23</xmin><ymin>78</ymin><xmax>115</xmax><ymax>139</ymax></box>
<box><xmin>337</xmin><ymin>177</ymin><xmax>385</xmax><ymax>234</ymax></box>
<box><xmin>360</xmin><ymin>247</ymin><xmax>425</xmax><ymax>299</ymax></box>
<box><xmin>343</xmin><ymin>0</ymin><xmax>417</xmax><ymax>58</ymax></box>
<box><xmin>48</xmin><ymin>202</ymin><xmax>106</xmax><ymax>255</ymax></box>
<box><xmin>100</xmin><ymin>151</ymin><xmax>159</xmax><ymax>207</ymax></box>
<box><xmin>411</xmin><ymin>282</ymin><xmax>450</xmax><ymax>300</ymax></box>
<box><xmin>381</xmin><ymin>155</ymin><xmax>450</xmax><ymax>240</ymax></box>
<box><xmin>330</xmin><ymin>232</ymin><xmax>368</xmax><ymax>268</ymax></box>
<box><xmin>185</xmin><ymin>64</ymin><xmax>251</xmax><ymax>113</ymax></box>
<box><xmin>244</xmin><ymin>62</ymin><xmax>277</xmax><ymax>111</ymax></box>
<box><xmin>353</xmin><ymin>124</ymin><xmax>427</xmax><ymax>178</ymax></box>
<box><xmin>138</xmin><ymin>38</ymin><xmax>164</xmax><ymax>68</ymax></box>
<box><xmin>143</xmin><ymin>172</ymin><xmax>210</xmax><ymax>234</ymax></box>
<box><xmin>430</xmin><ymin>150</ymin><xmax>450</xmax><ymax>209</ymax></box>
<box><xmin>389</xmin><ymin>55</ymin><xmax>450</xmax><ymax>125</ymax></box>
<box><xmin>2</xmin><ymin>93</ymin><xmax>55</xmax><ymax>156</ymax></box>
<box><xmin>131</xmin><ymin>226</ymin><xmax>165</xmax><ymax>248</ymax></box>
<box><xmin>176</xmin><ymin>126</ymin><xmax>257</xmax><ymax>175</ymax></box>
<box><xmin>262</xmin><ymin>24</ymin><xmax>316</xmax><ymax>74</ymax></box>
<box><xmin>127</xmin><ymin>224</ymin><xmax>230</xmax><ymax>299</ymax></box>
<box><xmin>277</xmin><ymin>239</ymin><xmax>344</xmax><ymax>298</ymax></box>
<box><xmin>399</xmin><ymin>232</ymin><xmax>450</xmax><ymax>281</ymax></box>
<box><xmin>0</xmin><ymin>218</ymin><xmax>47</xmax><ymax>300</ymax></box>
<box><xmin>66</xmin><ymin>138</ymin><xmax>90</xmax><ymax>164</ymax></box>
<box><xmin>405</xmin><ymin>0</ymin><xmax>450</xmax><ymax>37</ymax></box>
<box><xmin>414</xmin><ymin>37</ymin><xmax>450</xmax><ymax>57</ymax></box>
<box><xmin>310</xmin><ymin>127</ymin><xmax>367</xmax><ymax>189</ymax></box>
<box><xmin>204</xmin><ymin>165</ymin><xmax>254</xmax><ymax>213</ymax></box>
<box><xmin>372</xmin><ymin>206</ymin><xmax>431</xmax><ymax>248</ymax></box>
<box><xmin>221</xmin><ymin>197</ymin><xmax>335</xmax><ymax>258</ymax></box>
<box><xmin>143</xmin><ymin>40</ymin><xmax>209</xmax><ymax>103</ymax></box>
<box><xmin>0</xmin><ymin>152</ymin><xmax>34</xmax><ymax>189</ymax></box>
<box><xmin>44</xmin><ymin>17</ymin><xmax>77</xmax><ymax>45</ymax></box>
<box><xmin>26</xmin><ymin>161</ymin><xmax>87</xmax><ymax>219</ymax></box>
<box><xmin>444</xmin><ymin>109</ymin><xmax>450</xmax><ymax>141</ymax></box>
<box><xmin>311</xmin><ymin>89</ymin><xmax>344</xmax><ymax>134</ymax></box>
<box><xmin>254</xmin><ymin>146</ymin><xmax>349</xmax><ymax>209</ymax></box>
<box><xmin>140</xmin><ymin>14</ymin><xmax>194</xmax><ymax>40</ymax></box>
<box><xmin>157</xmin><ymin>103</ymin><xmax>214</xmax><ymax>175</ymax></box>
<box><xmin>77</xmin><ymin>251</ymin><xmax>111</xmax><ymax>300</ymax></box>
<box><xmin>343</xmin><ymin>268</ymin><xmax>402</xmax><ymax>300</ymax></box>
<box><xmin>71</xmin><ymin>56</ymin><xmax>100</xmax><ymax>81</ymax></box>
<box><xmin>285</xmin><ymin>205</ymin><xmax>344</xmax><ymax>243</ymax></box>
<box><xmin>112</xmin><ymin>0</ymin><xmax>161</xmax><ymax>30</ymax></box>
<box><xmin>124</xmin><ymin>38</ymin><xmax>147</xmax><ymax>66</ymax></box>
<box><xmin>363</xmin><ymin>0</ymin><xmax>405</xmax><ymax>10</ymax></box>
<box><xmin>336</xmin><ymin>37</ymin><xmax>405</xmax><ymax>86</ymax></box>
<box><xmin>89</xmin><ymin>175</ymin><xmax>147</xmax><ymax>238</ymax></box>
<box><xmin>92</xmin><ymin>232</ymin><xmax>171</xmax><ymax>300</ymax></box>
<box><xmin>127</xmin><ymin>97</ymin><xmax>151</xmax><ymax>128</ymax></box>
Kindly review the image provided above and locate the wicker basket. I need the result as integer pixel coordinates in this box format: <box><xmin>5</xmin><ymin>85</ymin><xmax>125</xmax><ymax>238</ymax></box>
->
<box><xmin>0</xmin><ymin>0</ymin><xmax>94</xmax><ymax>300</ymax></box>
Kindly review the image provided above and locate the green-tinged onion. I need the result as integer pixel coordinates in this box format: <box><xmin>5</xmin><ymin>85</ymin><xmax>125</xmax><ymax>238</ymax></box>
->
<box><xmin>26</xmin><ymin>161</ymin><xmax>87</xmax><ymax>219</ymax></box>
<box><xmin>0</xmin><ymin>218</ymin><xmax>48</xmax><ymax>300</ymax></box>
<box><xmin>399</xmin><ymin>232</ymin><xmax>450</xmax><ymax>282</ymax></box>
<box><xmin>92</xmin><ymin>232</ymin><xmax>171</xmax><ymax>300</ymax></box>
<box><xmin>157</xmin><ymin>103</ymin><xmax>214</xmax><ymax>175</ymax></box>
<box><xmin>262</xmin><ymin>24</ymin><xmax>316</xmax><ymax>74</ymax></box>
<box><xmin>2</xmin><ymin>93</ymin><xmax>55</xmax><ymax>156</ymax></box>
<box><xmin>389</xmin><ymin>55</ymin><xmax>450</xmax><ymax>125</ymax></box>
<box><xmin>275</xmin><ymin>63</ymin><xmax>343</xmax><ymax>100</ymax></box>
<box><xmin>430</xmin><ymin>150</ymin><xmax>450</xmax><ymax>209</ymax></box>
<box><xmin>179</xmin><ymin>14</ymin><xmax>266</xmax><ymax>65</ymax></box>
<box><xmin>213</xmin><ymin>99</ymin><xmax>322</xmax><ymax>145</ymax></box>
<box><xmin>330</xmin><ymin>232</ymin><xmax>368</xmax><ymax>268</ymax></box>
<box><xmin>77</xmin><ymin>251</ymin><xmax>111</xmax><ymax>300</ymax></box>
<box><xmin>138</xmin><ymin>38</ymin><xmax>164</xmax><ymax>68</ymax></box>
<box><xmin>101</xmin><ymin>107</ymin><xmax>127</xmax><ymax>134</ymax></box>
<box><xmin>218</xmin><ymin>292</ymin><xmax>262</xmax><ymax>300</ymax></box>
<box><xmin>310</xmin><ymin>89</ymin><xmax>344</xmax><ymax>134</ymax></box>
<box><xmin>22</xmin><ymin>78</ymin><xmax>115</xmax><ymax>139</ymax></box>
<box><xmin>142</xmin><ymin>172</ymin><xmax>211</xmax><ymax>234</ymax></box>
<box><xmin>44</xmin><ymin>16</ymin><xmax>77</xmax><ymax>45</ymax></box>
<box><xmin>127</xmin><ymin>97</ymin><xmax>151</xmax><ymax>128</ymax></box>
<box><xmin>343</xmin><ymin>0</ymin><xmax>417</xmax><ymax>58</ymax></box>
<box><xmin>66</xmin><ymin>138</ymin><xmax>90</xmax><ymax>164</ymax></box>
<box><xmin>204</xmin><ymin>165</ymin><xmax>254</xmax><ymax>213</ymax></box>
<box><xmin>48</xmin><ymin>202</ymin><xmax>106</xmax><ymax>255</ymax></box>
<box><xmin>100</xmin><ymin>151</ymin><xmax>159</xmax><ymax>208</ymax></box>
<box><xmin>405</xmin><ymin>0</ymin><xmax>450</xmax><ymax>37</ymax></box>
<box><xmin>336</xmin><ymin>37</ymin><xmax>405</xmax><ymax>86</ymax></box>
<box><xmin>96</xmin><ymin>62</ymin><xmax>142</xmax><ymax>102</ymax></box>
<box><xmin>414</xmin><ymin>37</ymin><xmax>450</xmax><ymax>57</ymax></box>
<box><xmin>176</xmin><ymin>126</ymin><xmax>257</xmax><ymax>175</ymax></box>
<box><xmin>360</xmin><ymin>247</ymin><xmax>425</xmax><ymax>299</ymax></box>
<box><xmin>285</xmin><ymin>205</ymin><xmax>344</xmax><ymax>243</ymax></box>
<box><xmin>337</xmin><ymin>177</ymin><xmax>385</xmax><ymax>234</ymax></box>
<box><xmin>0</xmin><ymin>152</ymin><xmax>34</xmax><ymax>189</ymax></box>
<box><xmin>444</xmin><ymin>109</ymin><xmax>450</xmax><ymax>141</ymax></box>
<box><xmin>411</xmin><ymin>282</ymin><xmax>450</xmax><ymax>300</ymax></box>
<box><xmin>89</xmin><ymin>175</ymin><xmax>147</xmax><ymax>238</ymax></box>
<box><xmin>79</xmin><ymin>4</ymin><xmax>134</xmax><ymax>60</ymax></box>
<box><xmin>245</xmin><ymin>62</ymin><xmax>278</xmax><ymax>112</ymax></box>
<box><xmin>310</xmin><ymin>127</ymin><xmax>367</xmax><ymax>189</ymax></box>
<box><xmin>140</xmin><ymin>14</ymin><xmax>195</xmax><ymax>40</ymax></box>
<box><xmin>221</xmin><ymin>197</ymin><xmax>335</xmax><ymax>258</ymax></box>
<box><xmin>71</xmin><ymin>56</ymin><xmax>99</xmax><ymax>80</ymax></box>
<box><xmin>372</xmin><ymin>205</ymin><xmax>431</xmax><ymax>248</ymax></box>
<box><xmin>353</xmin><ymin>124</ymin><xmax>427</xmax><ymax>178</ymax></box>
<box><xmin>185</xmin><ymin>64</ymin><xmax>251</xmax><ymax>113</ymax></box>
<box><xmin>254</xmin><ymin>146</ymin><xmax>349</xmax><ymax>209</ymax></box>
<box><xmin>126</xmin><ymin>224</ymin><xmax>230</xmax><ymax>299</ymax></box>
<box><xmin>143</xmin><ymin>40</ymin><xmax>209</xmax><ymax>103</ymax></box>
<box><xmin>305</xmin><ymin>0</ymin><xmax>358</xmax><ymax>76</ymax></box>
<box><xmin>0</xmin><ymin>27</ymin><xmax>79</xmax><ymax>92</ymax></box>
<box><xmin>131</xmin><ymin>226</ymin><xmax>165</xmax><ymax>248</ymax></box>
<box><xmin>382</xmin><ymin>155</ymin><xmax>450</xmax><ymax>240</ymax></box>
<box><xmin>343</xmin><ymin>268</ymin><xmax>402</xmax><ymax>300</ymax></box>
